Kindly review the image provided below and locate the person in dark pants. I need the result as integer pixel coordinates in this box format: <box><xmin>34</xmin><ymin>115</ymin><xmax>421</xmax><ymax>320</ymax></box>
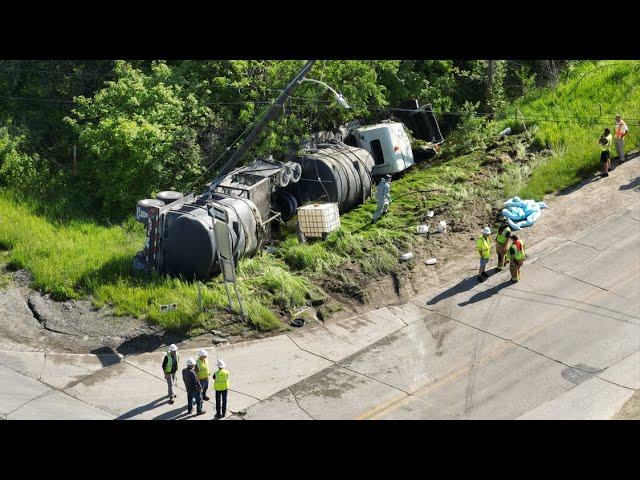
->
<box><xmin>162</xmin><ymin>344</ymin><xmax>179</xmax><ymax>404</ymax></box>
<box><xmin>213</xmin><ymin>359</ymin><xmax>230</xmax><ymax>418</ymax></box>
<box><xmin>182</xmin><ymin>358</ymin><xmax>205</xmax><ymax>415</ymax></box>
<box><xmin>599</xmin><ymin>128</ymin><xmax>613</xmax><ymax>177</ymax></box>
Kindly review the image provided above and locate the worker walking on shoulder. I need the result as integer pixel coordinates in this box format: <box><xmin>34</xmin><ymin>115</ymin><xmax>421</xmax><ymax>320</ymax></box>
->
<box><xmin>600</xmin><ymin>128</ymin><xmax>613</xmax><ymax>177</ymax></box>
<box><xmin>195</xmin><ymin>349</ymin><xmax>210</xmax><ymax>401</ymax></box>
<box><xmin>507</xmin><ymin>234</ymin><xmax>526</xmax><ymax>282</ymax></box>
<box><xmin>372</xmin><ymin>175</ymin><xmax>392</xmax><ymax>223</ymax></box>
<box><xmin>615</xmin><ymin>115</ymin><xmax>629</xmax><ymax>163</ymax></box>
<box><xmin>182</xmin><ymin>358</ymin><xmax>205</xmax><ymax>415</ymax></box>
<box><xmin>476</xmin><ymin>227</ymin><xmax>492</xmax><ymax>283</ymax></box>
<box><xmin>495</xmin><ymin>223</ymin><xmax>511</xmax><ymax>270</ymax></box>
<box><xmin>213</xmin><ymin>359</ymin><xmax>230</xmax><ymax>419</ymax></box>
<box><xmin>162</xmin><ymin>344</ymin><xmax>179</xmax><ymax>404</ymax></box>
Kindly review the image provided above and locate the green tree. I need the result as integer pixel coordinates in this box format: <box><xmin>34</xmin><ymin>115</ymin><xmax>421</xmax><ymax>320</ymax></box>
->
<box><xmin>65</xmin><ymin>61</ymin><xmax>212</xmax><ymax>220</ymax></box>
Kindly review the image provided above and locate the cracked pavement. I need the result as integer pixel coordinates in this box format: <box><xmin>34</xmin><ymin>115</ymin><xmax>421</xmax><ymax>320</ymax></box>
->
<box><xmin>1</xmin><ymin>160</ymin><xmax>639</xmax><ymax>420</ymax></box>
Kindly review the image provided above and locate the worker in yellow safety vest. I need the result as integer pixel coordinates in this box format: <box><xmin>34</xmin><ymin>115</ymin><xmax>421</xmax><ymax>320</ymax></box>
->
<box><xmin>195</xmin><ymin>349</ymin><xmax>210</xmax><ymax>401</ymax></box>
<box><xmin>507</xmin><ymin>235</ymin><xmax>526</xmax><ymax>282</ymax></box>
<box><xmin>213</xmin><ymin>359</ymin><xmax>230</xmax><ymax>418</ymax></box>
<box><xmin>476</xmin><ymin>227</ymin><xmax>492</xmax><ymax>283</ymax></box>
<box><xmin>162</xmin><ymin>344</ymin><xmax>179</xmax><ymax>404</ymax></box>
<box><xmin>599</xmin><ymin>128</ymin><xmax>613</xmax><ymax>177</ymax></box>
<box><xmin>495</xmin><ymin>223</ymin><xmax>511</xmax><ymax>271</ymax></box>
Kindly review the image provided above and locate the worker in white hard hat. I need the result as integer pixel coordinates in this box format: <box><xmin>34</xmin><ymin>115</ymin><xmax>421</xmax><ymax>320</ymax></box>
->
<box><xmin>476</xmin><ymin>227</ymin><xmax>492</xmax><ymax>283</ymax></box>
<box><xmin>195</xmin><ymin>349</ymin><xmax>211</xmax><ymax>401</ymax></box>
<box><xmin>162</xmin><ymin>344</ymin><xmax>179</xmax><ymax>404</ymax></box>
<box><xmin>213</xmin><ymin>359</ymin><xmax>230</xmax><ymax>418</ymax></box>
<box><xmin>182</xmin><ymin>357</ymin><xmax>205</xmax><ymax>415</ymax></box>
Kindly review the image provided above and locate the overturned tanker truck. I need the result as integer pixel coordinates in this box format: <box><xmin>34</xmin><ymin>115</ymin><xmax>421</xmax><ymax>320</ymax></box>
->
<box><xmin>133</xmin><ymin>60</ymin><xmax>443</xmax><ymax>281</ymax></box>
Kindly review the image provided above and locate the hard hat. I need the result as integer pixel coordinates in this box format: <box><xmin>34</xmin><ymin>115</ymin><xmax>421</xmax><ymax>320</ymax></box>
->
<box><xmin>384</xmin><ymin>174</ymin><xmax>392</xmax><ymax>180</ymax></box>
<box><xmin>198</xmin><ymin>349</ymin><xmax>208</xmax><ymax>357</ymax></box>
<box><xmin>217</xmin><ymin>359</ymin><xmax>225</xmax><ymax>368</ymax></box>
<box><xmin>482</xmin><ymin>227</ymin><xmax>491</xmax><ymax>235</ymax></box>
<box><xmin>186</xmin><ymin>358</ymin><xmax>196</xmax><ymax>366</ymax></box>
<box><xmin>168</xmin><ymin>344</ymin><xmax>178</xmax><ymax>352</ymax></box>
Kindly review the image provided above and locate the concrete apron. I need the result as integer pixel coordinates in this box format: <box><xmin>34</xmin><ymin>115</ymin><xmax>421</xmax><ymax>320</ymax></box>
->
<box><xmin>1</xmin><ymin>179</ymin><xmax>639</xmax><ymax>419</ymax></box>
<box><xmin>242</xmin><ymin>203</ymin><xmax>639</xmax><ymax>420</ymax></box>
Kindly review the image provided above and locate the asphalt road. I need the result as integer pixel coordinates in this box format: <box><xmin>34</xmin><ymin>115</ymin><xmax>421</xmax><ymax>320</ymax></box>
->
<box><xmin>1</xmin><ymin>164</ymin><xmax>638</xmax><ymax>420</ymax></box>
<box><xmin>244</xmin><ymin>204</ymin><xmax>640</xmax><ymax>419</ymax></box>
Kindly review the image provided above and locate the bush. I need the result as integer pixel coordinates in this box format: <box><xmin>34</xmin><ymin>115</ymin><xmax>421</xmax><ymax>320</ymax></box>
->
<box><xmin>448</xmin><ymin>102</ymin><xmax>489</xmax><ymax>151</ymax></box>
<box><xmin>0</xmin><ymin>126</ymin><xmax>40</xmax><ymax>194</ymax></box>
<box><xmin>64</xmin><ymin>61</ymin><xmax>212</xmax><ymax>220</ymax></box>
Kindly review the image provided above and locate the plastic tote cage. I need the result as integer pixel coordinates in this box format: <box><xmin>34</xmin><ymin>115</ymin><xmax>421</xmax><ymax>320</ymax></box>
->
<box><xmin>297</xmin><ymin>203</ymin><xmax>341</xmax><ymax>238</ymax></box>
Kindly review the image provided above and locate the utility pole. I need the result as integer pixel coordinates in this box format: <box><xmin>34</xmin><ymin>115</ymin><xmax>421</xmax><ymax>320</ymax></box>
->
<box><xmin>208</xmin><ymin>60</ymin><xmax>316</xmax><ymax>191</ymax></box>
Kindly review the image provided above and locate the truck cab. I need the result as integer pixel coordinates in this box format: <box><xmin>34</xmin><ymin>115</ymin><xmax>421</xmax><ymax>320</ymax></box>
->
<box><xmin>352</xmin><ymin>122</ymin><xmax>414</xmax><ymax>176</ymax></box>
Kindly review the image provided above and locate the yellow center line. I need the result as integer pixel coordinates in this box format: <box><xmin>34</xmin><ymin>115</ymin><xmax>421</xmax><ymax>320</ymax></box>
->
<box><xmin>355</xmin><ymin>281</ymin><xmax>626</xmax><ymax>420</ymax></box>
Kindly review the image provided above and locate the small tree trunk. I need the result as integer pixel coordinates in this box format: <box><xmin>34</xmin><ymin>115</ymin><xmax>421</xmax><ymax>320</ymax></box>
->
<box><xmin>486</xmin><ymin>60</ymin><xmax>495</xmax><ymax>113</ymax></box>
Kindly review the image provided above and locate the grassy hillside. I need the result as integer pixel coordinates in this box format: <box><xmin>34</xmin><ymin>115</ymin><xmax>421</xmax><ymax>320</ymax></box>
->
<box><xmin>500</xmin><ymin>60</ymin><xmax>640</xmax><ymax>199</ymax></box>
<box><xmin>0</xmin><ymin>193</ymin><xmax>319</xmax><ymax>332</ymax></box>
<box><xmin>1</xmin><ymin>60</ymin><xmax>638</xmax><ymax>335</ymax></box>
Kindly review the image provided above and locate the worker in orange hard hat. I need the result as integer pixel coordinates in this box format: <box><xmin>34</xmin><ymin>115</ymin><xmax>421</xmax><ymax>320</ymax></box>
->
<box><xmin>507</xmin><ymin>235</ymin><xmax>526</xmax><ymax>282</ymax></box>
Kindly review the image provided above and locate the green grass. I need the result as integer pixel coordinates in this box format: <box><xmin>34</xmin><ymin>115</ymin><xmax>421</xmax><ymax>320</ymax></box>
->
<box><xmin>2</xmin><ymin>60</ymin><xmax>638</xmax><ymax>335</ymax></box>
<box><xmin>0</xmin><ymin>191</ymin><xmax>312</xmax><ymax>332</ymax></box>
<box><xmin>499</xmin><ymin>60</ymin><xmax>640</xmax><ymax>199</ymax></box>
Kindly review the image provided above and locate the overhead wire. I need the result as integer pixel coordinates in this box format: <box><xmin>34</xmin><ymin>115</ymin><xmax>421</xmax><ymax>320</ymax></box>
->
<box><xmin>1</xmin><ymin>90</ymin><xmax>639</xmax><ymax>125</ymax></box>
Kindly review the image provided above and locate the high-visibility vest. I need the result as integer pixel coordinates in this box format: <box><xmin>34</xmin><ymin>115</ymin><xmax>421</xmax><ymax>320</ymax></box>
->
<box><xmin>615</xmin><ymin>122</ymin><xmax>628</xmax><ymax>139</ymax></box>
<box><xmin>476</xmin><ymin>236</ymin><xmax>491</xmax><ymax>259</ymax></box>
<box><xmin>164</xmin><ymin>352</ymin><xmax>179</xmax><ymax>374</ymax></box>
<box><xmin>601</xmin><ymin>134</ymin><xmax>613</xmax><ymax>152</ymax></box>
<box><xmin>514</xmin><ymin>240</ymin><xmax>526</xmax><ymax>261</ymax></box>
<box><xmin>196</xmin><ymin>358</ymin><xmax>209</xmax><ymax>380</ymax></box>
<box><xmin>496</xmin><ymin>227</ymin><xmax>511</xmax><ymax>245</ymax></box>
<box><xmin>214</xmin><ymin>369</ymin><xmax>230</xmax><ymax>391</ymax></box>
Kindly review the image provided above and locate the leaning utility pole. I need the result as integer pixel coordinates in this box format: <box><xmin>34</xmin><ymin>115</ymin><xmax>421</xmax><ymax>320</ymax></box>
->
<box><xmin>207</xmin><ymin>60</ymin><xmax>316</xmax><ymax>191</ymax></box>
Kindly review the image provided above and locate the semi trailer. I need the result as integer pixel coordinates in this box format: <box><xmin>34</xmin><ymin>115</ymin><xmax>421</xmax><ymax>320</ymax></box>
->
<box><xmin>133</xmin><ymin>60</ymin><xmax>443</xmax><ymax>281</ymax></box>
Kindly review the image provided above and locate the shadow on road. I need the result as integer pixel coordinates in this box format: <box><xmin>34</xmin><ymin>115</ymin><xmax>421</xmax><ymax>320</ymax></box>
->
<box><xmin>557</xmin><ymin>175</ymin><xmax>601</xmax><ymax>196</ymax></box>
<box><xmin>152</xmin><ymin>406</ymin><xmax>193</xmax><ymax>420</ymax></box>
<box><xmin>619</xmin><ymin>176</ymin><xmax>640</xmax><ymax>191</ymax></box>
<box><xmin>426</xmin><ymin>276</ymin><xmax>480</xmax><ymax>305</ymax></box>
<box><xmin>116</xmin><ymin>332</ymin><xmax>191</xmax><ymax>356</ymax></box>
<box><xmin>458</xmin><ymin>280</ymin><xmax>513</xmax><ymax>306</ymax></box>
<box><xmin>426</xmin><ymin>268</ymin><xmax>503</xmax><ymax>306</ymax></box>
<box><xmin>89</xmin><ymin>347</ymin><xmax>123</xmax><ymax>367</ymax></box>
<box><xmin>117</xmin><ymin>397</ymin><xmax>169</xmax><ymax>420</ymax></box>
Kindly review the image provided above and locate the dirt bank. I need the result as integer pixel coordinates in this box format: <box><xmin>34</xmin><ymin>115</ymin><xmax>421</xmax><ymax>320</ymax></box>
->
<box><xmin>1</xmin><ymin>147</ymin><xmax>638</xmax><ymax>354</ymax></box>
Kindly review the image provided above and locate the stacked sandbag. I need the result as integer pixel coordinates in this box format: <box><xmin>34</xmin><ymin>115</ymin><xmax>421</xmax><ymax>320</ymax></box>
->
<box><xmin>501</xmin><ymin>196</ymin><xmax>548</xmax><ymax>230</ymax></box>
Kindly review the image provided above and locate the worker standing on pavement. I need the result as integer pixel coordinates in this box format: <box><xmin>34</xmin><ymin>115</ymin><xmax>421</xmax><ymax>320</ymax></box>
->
<box><xmin>182</xmin><ymin>358</ymin><xmax>205</xmax><ymax>415</ymax></box>
<box><xmin>507</xmin><ymin>234</ymin><xmax>526</xmax><ymax>283</ymax></box>
<box><xmin>213</xmin><ymin>359</ymin><xmax>230</xmax><ymax>419</ymax></box>
<box><xmin>476</xmin><ymin>227</ymin><xmax>492</xmax><ymax>283</ymax></box>
<box><xmin>599</xmin><ymin>128</ymin><xmax>613</xmax><ymax>177</ymax></box>
<box><xmin>495</xmin><ymin>223</ymin><xmax>511</xmax><ymax>270</ymax></box>
<box><xmin>372</xmin><ymin>175</ymin><xmax>392</xmax><ymax>223</ymax></box>
<box><xmin>615</xmin><ymin>115</ymin><xmax>629</xmax><ymax>163</ymax></box>
<box><xmin>195</xmin><ymin>349</ymin><xmax>210</xmax><ymax>401</ymax></box>
<box><xmin>162</xmin><ymin>344</ymin><xmax>179</xmax><ymax>405</ymax></box>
